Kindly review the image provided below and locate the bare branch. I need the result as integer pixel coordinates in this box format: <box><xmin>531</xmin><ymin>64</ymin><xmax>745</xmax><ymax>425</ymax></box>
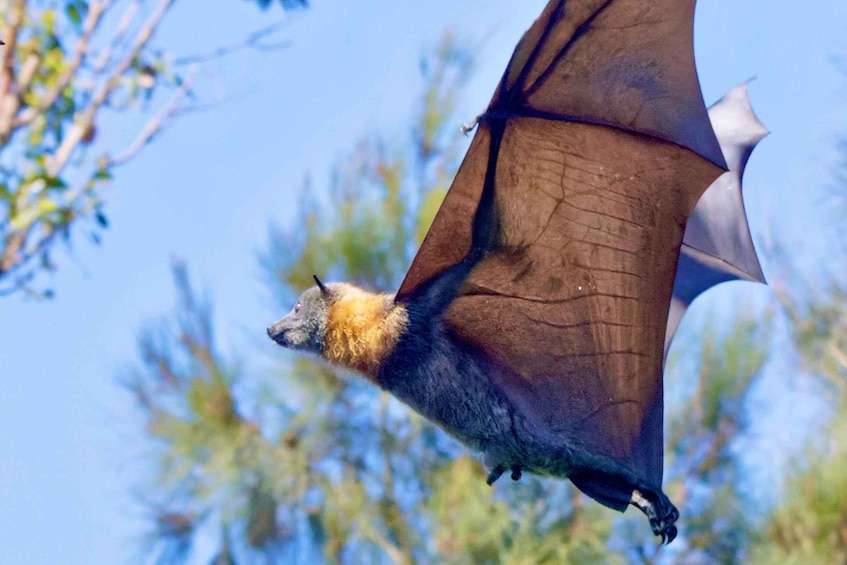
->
<box><xmin>361</xmin><ymin>524</ymin><xmax>409</xmax><ymax>565</ymax></box>
<box><xmin>15</xmin><ymin>52</ymin><xmax>41</xmax><ymax>94</ymax></box>
<box><xmin>0</xmin><ymin>230</ymin><xmax>25</xmax><ymax>274</ymax></box>
<box><xmin>112</xmin><ymin>0</ymin><xmax>142</xmax><ymax>50</ymax></box>
<box><xmin>93</xmin><ymin>0</ymin><xmax>142</xmax><ymax>75</ymax></box>
<box><xmin>107</xmin><ymin>66</ymin><xmax>199</xmax><ymax>167</ymax></box>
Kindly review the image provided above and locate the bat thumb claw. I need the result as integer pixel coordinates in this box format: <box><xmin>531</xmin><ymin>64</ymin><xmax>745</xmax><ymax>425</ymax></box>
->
<box><xmin>460</xmin><ymin>114</ymin><xmax>482</xmax><ymax>136</ymax></box>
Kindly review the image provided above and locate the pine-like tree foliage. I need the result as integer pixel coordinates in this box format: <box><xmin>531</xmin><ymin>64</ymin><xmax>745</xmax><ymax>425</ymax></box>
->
<box><xmin>750</xmin><ymin>274</ymin><xmax>847</xmax><ymax>563</ymax></box>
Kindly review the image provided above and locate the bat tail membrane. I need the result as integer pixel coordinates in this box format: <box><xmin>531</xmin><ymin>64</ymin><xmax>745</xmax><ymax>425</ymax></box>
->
<box><xmin>569</xmin><ymin>471</ymin><xmax>631</xmax><ymax>512</ymax></box>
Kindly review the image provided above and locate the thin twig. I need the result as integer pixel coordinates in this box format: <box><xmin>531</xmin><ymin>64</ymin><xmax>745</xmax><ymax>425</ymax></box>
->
<box><xmin>174</xmin><ymin>22</ymin><xmax>291</xmax><ymax>66</ymax></box>
<box><xmin>107</xmin><ymin>65</ymin><xmax>198</xmax><ymax>167</ymax></box>
<box><xmin>93</xmin><ymin>0</ymin><xmax>142</xmax><ymax>75</ymax></box>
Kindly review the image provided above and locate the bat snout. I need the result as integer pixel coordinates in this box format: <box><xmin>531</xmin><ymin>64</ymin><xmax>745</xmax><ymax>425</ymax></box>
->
<box><xmin>266</xmin><ymin>320</ymin><xmax>289</xmax><ymax>346</ymax></box>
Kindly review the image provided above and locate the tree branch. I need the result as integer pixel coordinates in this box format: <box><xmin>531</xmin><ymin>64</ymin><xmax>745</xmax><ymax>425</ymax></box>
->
<box><xmin>47</xmin><ymin>0</ymin><xmax>176</xmax><ymax>177</ymax></box>
<box><xmin>0</xmin><ymin>0</ymin><xmax>28</xmax><ymax>140</ymax></box>
<box><xmin>13</xmin><ymin>0</ymin><xmax>110</xmax><ymax>129</ymax></box>
<box><xmin>0</xmin><ymin>230</ymin><xmax>25</xmax><ymax>274</ymax></box>
<box><xmin>0</xmin><ymin>0</ymin><xmax>26</xmax><ymax>96</ymax></box>
<box><xmin>107</xmin><ymin>65</ymin><xmax>198</xmax><ymax>167</ymax></box>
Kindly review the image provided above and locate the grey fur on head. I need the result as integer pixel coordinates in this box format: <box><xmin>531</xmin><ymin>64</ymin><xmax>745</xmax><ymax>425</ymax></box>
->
<box><xmin>266</xmin><ymin>285</ymin><xmax>331</xmax><ymax>354</ymax></box>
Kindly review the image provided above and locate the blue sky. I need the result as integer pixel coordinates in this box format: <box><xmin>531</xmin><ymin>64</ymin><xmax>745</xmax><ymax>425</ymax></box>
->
<box><xmin>0</xmin><ymin>0</ymin><xmax>845</xmax><ymax>563</ymax></box>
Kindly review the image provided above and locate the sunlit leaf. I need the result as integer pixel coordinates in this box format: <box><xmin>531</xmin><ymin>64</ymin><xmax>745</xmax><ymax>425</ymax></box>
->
<box><xmin>10</xmin><ymin>199</ymin><xmax>59</xmax><ymax>231</ymax></box>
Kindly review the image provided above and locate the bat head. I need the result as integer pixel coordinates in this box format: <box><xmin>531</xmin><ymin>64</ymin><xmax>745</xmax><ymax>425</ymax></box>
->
<box><xmin>267</xmin><ymin>274</ymin><xmax>334</xmax><ymax>354</ymax></box>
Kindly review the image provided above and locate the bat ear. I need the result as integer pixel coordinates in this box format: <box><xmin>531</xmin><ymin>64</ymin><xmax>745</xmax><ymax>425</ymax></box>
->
<box><xmin>313</xmin><ymin>274</ymin><xmax>330</xmax><ymax>297</ymax></box>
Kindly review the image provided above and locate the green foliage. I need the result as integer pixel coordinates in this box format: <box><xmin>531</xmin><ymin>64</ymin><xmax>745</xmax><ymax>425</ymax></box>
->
<box><xmin>426</xmin><ymin>458</ymin><xmax>617</xmax><ymax>565</ymax></box>
<box><xmin>128</xmin><ymin>262</ymin><xmax>312</xmax><ymax>562</ymax></box>
<box><xmin>749</xmin><ymin>411</ymin><xmax>847</xmax><ymax>564</ymax></box>
<box><xmin>781</xmin><ymin>280</ymin><xmax>847</xmax><ymax>399</ymax></box>
<box><xmin>0</xmin><ymin>0</ymin><xmax>307</xmax><ymax>297</ymax></box>
<box><xmin>750</xmin><ymin>274</ymin><xmax>847</xmax><ymax>563</ymax></box>
<box><xmin>604</xmin><ymin>319</ymin><xmax>769</xmax><ymax>564</ymax></box>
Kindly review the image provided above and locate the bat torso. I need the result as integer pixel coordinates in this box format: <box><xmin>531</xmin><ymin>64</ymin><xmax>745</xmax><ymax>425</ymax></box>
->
<box><xmin>379</xmin><ymin>314</ymin><xmax>523</xmax><ymax>470</ymax></box>
<box><xmin>378</xmin><ymin>308</ymin><xmax>623</xmax><ymax>483</ymax></box>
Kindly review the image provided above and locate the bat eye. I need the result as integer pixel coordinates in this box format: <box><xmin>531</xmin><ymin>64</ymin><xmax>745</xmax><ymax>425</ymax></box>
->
<box><xmin>294</xmin><ymin>302</ymin><xmax>302</xmax><ymax>314</ymax></box>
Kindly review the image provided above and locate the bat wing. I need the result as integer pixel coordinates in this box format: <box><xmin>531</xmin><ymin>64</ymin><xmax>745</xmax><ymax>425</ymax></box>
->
<box><xmin>397</xmin><ymin>0</ymin><xmax>725</xmax><ymax>507</ymax></box>
<box><xmin>665</xmin><ymin>83</ymin><xmax>768</xmax><ymax>359</ymax></box>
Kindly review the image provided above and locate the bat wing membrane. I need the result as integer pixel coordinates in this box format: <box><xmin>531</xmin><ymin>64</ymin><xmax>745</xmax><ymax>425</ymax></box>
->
<box><xmin>666</xmin><ymin>83</ymin><xmax>769</xmax><ymax>358</ymax></box>
<box><xmin>398</xmin><ymin>0</ymin><xmax>726</xmax><ymax>498</ymax></box>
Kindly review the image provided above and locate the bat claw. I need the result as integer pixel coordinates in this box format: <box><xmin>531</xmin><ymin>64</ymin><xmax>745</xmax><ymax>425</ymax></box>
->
<box><xmin>630</xmin><ymin>489</ymin><xmax>679</xmax><ymax>544</ymax></box>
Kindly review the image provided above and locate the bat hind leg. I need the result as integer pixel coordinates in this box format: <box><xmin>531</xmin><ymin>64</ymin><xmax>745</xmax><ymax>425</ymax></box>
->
<box><xmin>630</xmin><ymin>489</ymin><xmax>679</xmax><ymax>545</ymax></box>
<box><xmin>486</xmin><ymin>464</ymin><xmax>506</xmax><ymax>485</ymax></box>
<box><xmin>485</xmin><ymin>464</ymin><xmax>522</xmax><ymax>485</ymax></box>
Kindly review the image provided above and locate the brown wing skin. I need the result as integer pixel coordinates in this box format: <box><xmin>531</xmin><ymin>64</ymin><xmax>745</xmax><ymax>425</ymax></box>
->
<box><xmin>397</xmin><ymin>0</ymin><xmax>724</xmax><ymax>492</ymax></box>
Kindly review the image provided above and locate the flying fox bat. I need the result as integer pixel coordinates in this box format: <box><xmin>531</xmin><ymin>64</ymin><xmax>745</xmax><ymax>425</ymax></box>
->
<box><xmin>268</xmin><ymin>0</ymin><xmax>767</xmax><ymax>543</ymax></box>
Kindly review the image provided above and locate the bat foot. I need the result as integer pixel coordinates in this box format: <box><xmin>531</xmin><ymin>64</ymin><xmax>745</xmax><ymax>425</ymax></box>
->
<box><xmin>510</xmin><ymin>465</ymin><xmax>522</xmax><ymax>481</ymax></box>
<box><xmin>486</xmin><ymin>465</ymin><xmax>506</xmax><ymax>485</ymax></box>
<box><xmin>630</xmin><ymin>489</ymin><xmax>679</xmax><ymax>545</ymax></box>
<box><xmin>486</xmin><ymin>463</ymin><xmax>522</xmax><ymax>485</ymax></box>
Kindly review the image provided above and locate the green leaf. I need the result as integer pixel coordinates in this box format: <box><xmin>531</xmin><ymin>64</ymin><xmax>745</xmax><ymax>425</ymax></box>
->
<box><xmin>66</xmin><ymin>1</ymin><xmax>89</xmax><ymax>28</ymax></box>
<box><xmin>43</xmin><ymin>9</ymin><xmax>57</xmax><ymax>34</ymax></box>
<box><xmin>66</xmin><ymin>4</ymin><xmax>81</xmax><ymax>26</ymax></box>
<box><xmin>94</xmin><ymin>168</ymin><xmax>112</xmax><ymax>181</ymax></box>
<box><xmin>95</xmin><ymin>210</ymin><xmax>108</xmax><ymax>228</ymax></box>
<box><xmin>44</xmin><ymin>176</ymin><xmax>68</xmax><ymax>190</ymax></box>
<box><xmin>10</xmin><ymin>200</ymin><xmax>59</xmax><ymax>231</ymax></box>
